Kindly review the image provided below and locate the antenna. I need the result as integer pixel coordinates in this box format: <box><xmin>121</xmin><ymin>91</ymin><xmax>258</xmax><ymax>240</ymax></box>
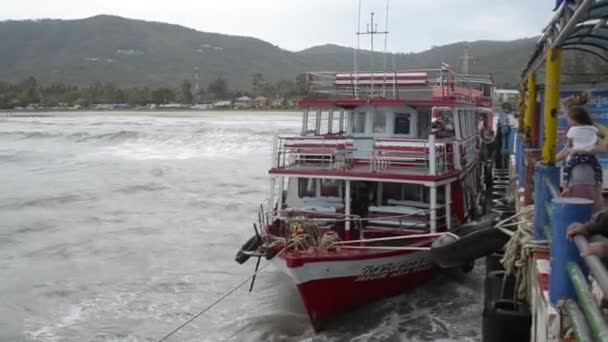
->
<box><xmin>459</xmin><ymin>46</ymin><xmax>474</xmax><ymax>75</ymax></box>
<box><xmin>354</xmin><ymin>0</ymin><xmax>362</xmax><ymax>98</ymax></box>
<box><xmin>383</xmin><ymin>0</ymin><xmax>390</xmax><ymax>97</ymax></box>
<box><xmin>357</xmin><ymin>10</ymin><xmax>388</xmax><ymax>97</ymax></box>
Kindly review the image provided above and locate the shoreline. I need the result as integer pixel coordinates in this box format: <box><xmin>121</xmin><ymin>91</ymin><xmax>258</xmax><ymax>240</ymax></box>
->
<box><xmin>1</xmin><ymin>109</ymin><xmax>299</xmax><ymax>117</ymax></box>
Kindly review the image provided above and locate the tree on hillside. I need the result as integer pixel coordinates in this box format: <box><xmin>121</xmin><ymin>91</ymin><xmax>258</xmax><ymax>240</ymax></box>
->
<box><xmin>252</xmin><ymin>73</ymin><xmax>265</xmax><ymax>96</ymax></box>
<box><xmin>180</xmin><ymin>80</ymin><xmax>193</xmax><ymax>104</ymax></box>
<box><xmin>151</xmin><ymin>87</ymin><xmax>175</xmax><ymax>104</ymax></box>
<box><xmin>208</xmin><ymin>77</ymin><xmax>229</xmax><ymax>99</ymax></box>
<box><xmin>295</xmin><ymin>74</ymin><xmax>308</xmax><ymax>96</ymax></box>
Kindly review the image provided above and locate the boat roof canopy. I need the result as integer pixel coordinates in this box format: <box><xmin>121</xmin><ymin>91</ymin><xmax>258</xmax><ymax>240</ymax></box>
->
<box><xmin>523</xmin><ymin>0</ymin><xmax>608</xmax><ymax>79</ymax></box>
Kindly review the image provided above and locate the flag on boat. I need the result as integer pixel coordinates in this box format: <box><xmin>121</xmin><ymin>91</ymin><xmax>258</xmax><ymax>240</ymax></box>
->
<box><xmin>441</xmin><ymin>62</ymin><xmax>450</xmax><ymax>71</ymax></box>
<box><xmin>553</xmin><ymin>0</ymin><xmax>575</xmax><ymax>11</ymax></box>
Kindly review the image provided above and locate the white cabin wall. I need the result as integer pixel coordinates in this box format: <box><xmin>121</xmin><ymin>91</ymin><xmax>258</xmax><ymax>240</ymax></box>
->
<box><xmin>285</xmin><ymin>177</ymin><xmax>303</xmax><ymax>208</ymax></box>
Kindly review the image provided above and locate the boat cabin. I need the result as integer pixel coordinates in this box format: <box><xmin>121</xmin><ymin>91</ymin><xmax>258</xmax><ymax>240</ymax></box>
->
<box><xmin>267</xmin><ymin>69</ymin><xmax>493</xmax><ymax>239</ymax></box>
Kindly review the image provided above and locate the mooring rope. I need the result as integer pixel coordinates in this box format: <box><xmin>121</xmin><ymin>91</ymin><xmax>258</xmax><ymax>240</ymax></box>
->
<box><xmin>156</xmin><ymin>246</ymin><xmax>287</xmax><ymax>342</ymax></box>
<box><xmin>498</xmin><ymin>205</ymin><xmax>546</xmax><ymax>302</ymax></box>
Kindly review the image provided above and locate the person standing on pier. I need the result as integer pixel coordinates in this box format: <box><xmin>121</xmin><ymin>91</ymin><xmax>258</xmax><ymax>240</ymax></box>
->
<box><xmin>556</xmin><ymin>103</ymin><xmax>606</xmax><ymax>214</ymax></box>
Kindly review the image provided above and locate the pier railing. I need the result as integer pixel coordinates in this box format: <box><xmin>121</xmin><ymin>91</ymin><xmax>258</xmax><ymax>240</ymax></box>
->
<box><xmin>534</xmin><ymin>169</ymin><xmax>608</xmax><ymax>341</ymax></box>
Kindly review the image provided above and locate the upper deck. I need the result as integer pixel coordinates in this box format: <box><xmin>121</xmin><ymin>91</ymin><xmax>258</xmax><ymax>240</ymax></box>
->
<box><xmin>300</xmin><ymin>69</ymin><xmax>494</xmax><ymax>109</ymax></box>
<box><xmin>267</xmin><ymin>68</ymin><xmax>493</xmax><ymax>184</ymax></box>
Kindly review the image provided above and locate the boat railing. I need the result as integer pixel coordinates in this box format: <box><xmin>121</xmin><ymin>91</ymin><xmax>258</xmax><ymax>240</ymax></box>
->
<box><xmin>305</xmin><ymin>69</ymin><xmax>492</xmax><ymax>100</ymax></box>
<box><xmin>370</xmin><ymin>135</ymin><xmax>456</xmax><ymax>175</ymax></box>
<box><xmin>270</xmin><ymin>205</ymin><xmax>447</xmax><ymax>239</ymax></box>
<box><xmin>274</xmin><ymin>135</ymin><xmax>354</xmax><ymax>171</ymax></box>
<box><xmin>536</xmin><ymin>175</ymin><xmax>608</xmax><ymax>339</ymax></box>
<box><xmin>273</xmin><ymin>134</ymin><xmax>477</xmax><ymax>175</ymax></box>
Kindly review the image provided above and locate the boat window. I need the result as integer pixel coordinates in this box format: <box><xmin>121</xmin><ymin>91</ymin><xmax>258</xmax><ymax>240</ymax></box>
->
<box><xmin>298</xmin><ymin>178</ymin><xmax>316</xmax><ymax>197</ymax></box>
<box><xmin>394</xmin><ymin>113</ymin><xmax>411</xmax><ymax>135</ymax></box>
<box><xmin>373</xmin><ymin>111</ymin><xmax>387</xmax><ymax>134</ymax></box>
<box><xmin>353</xmin><ymin>112</ymin><xmax>366</xmax><ymax>134</ymax></box>
<box><xmin>320</xmin><ymin>179</ymin><xmax>341</xmax><ymax>197</ymax></box>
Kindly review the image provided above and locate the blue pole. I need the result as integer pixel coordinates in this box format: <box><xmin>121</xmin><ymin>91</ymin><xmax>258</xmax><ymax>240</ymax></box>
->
<box><xmin>517</xmin><ymin>135</ymin><xmax>526</xmax><ymax>184</ymax></box>
<box><xmin>549</xmin><ymin>197</ymin><xmax>593</xmax><ymax>305</ymax></box>
<box><xmin>533</xmin><ymin>163</ymin><xmax>560</xmax><ymax>240</ymax></box>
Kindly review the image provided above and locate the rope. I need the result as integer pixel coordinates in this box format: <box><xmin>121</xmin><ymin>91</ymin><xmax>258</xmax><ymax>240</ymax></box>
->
<box><xmin>156</xmin><ymin>246</ymin><xmax>287</xmax><ymax>342</ymax></box>
<box><xmin>498</xmin><ymin>205</ymin><xmax>546</xmax><ymax>302</ymax></box>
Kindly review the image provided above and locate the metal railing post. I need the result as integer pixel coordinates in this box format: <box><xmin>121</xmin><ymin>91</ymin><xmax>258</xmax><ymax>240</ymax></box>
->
<box><xmin>429</xmin><ymin>134</ymin><xmax>437</xmax><ymax>175</ymax></box>
<box><xmin>573</xmin><ymin>235</ymin><xmax>608</xmax><ymax>298</ymax></box>
<box><xmin>567</xmin><ymin>262</ymin><xmax>608</xmax><ymax>341</ymax></box>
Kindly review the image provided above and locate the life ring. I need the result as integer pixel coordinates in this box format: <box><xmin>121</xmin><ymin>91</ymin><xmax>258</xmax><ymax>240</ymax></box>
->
<box><xmin>430</xmin><ymin>215</ymin><xmax>508</xmax><ymax>268</ymax></box>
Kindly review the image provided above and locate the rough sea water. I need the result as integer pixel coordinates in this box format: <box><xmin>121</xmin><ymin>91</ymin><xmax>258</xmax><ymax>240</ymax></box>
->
<box><xmin>0</xmin><ymin>112</ymin><xmax>483</xmax><ymax>342</ymax></box>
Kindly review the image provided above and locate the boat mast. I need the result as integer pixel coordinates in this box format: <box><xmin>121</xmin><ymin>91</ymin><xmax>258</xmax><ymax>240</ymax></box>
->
<box><xmin>460</xmin><ymin>46</ymin><xmax>473</xmax><ymax>75</ymax></box>
<box><xmin>358</xmin><ymin>11</ymin><xmax>388</xmax><ymax>98</ymax></box>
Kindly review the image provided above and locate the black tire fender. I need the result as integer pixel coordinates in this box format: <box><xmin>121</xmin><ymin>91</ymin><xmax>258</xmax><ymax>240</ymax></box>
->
<box><xmin>431</xmin><ymin>224</ymin><xmax>509</xmax><ymax>268</ymax></box>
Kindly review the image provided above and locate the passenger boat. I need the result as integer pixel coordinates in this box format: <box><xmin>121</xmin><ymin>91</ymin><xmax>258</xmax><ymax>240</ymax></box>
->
<box><xmin>234</xmin><ymin>65</ymin><xmax>495</xmax><ymax>329</ymax></box>
<box><xmin>234</xmin><ymin>7</ymin><xmax>496</xmax><ymax>328</ymax></box>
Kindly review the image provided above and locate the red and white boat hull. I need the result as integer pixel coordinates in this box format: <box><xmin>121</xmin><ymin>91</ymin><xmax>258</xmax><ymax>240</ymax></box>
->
<box><xmin>277</xmin><ymin>249</ymin><xmax>438</xmax><ymax>328</ymax></box>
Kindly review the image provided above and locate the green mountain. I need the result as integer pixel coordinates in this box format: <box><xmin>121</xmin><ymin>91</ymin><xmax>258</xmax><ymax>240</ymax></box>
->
<box><xmin>0</xmin><ymin>15</ymin><xmax>541</xmax><ymax>89</ymax></box>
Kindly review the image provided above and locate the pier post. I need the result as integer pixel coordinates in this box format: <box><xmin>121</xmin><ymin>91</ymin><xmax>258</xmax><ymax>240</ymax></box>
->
<box><xmin>549</xmin><ymin>197</ymin><xmax>593</xmax><ymax>305</ymax></box>
<box><xmin>533</xmin><ymin>163</ymin><xmax>560</xmax><ymax>240</ymax></box>
<box><xmin>541</xmin><ymin>48</ymin><xmax>562</xmax><ymax>165</ymax></box>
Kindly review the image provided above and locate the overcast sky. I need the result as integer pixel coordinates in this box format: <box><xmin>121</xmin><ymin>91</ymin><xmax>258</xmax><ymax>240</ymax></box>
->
<box><xmin>1</xmin><ymin>0</ymin><xmax>556</xmax><ymax>52</ymax></box>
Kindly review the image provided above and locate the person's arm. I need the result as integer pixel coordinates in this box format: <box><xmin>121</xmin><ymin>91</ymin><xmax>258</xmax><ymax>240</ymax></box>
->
<box><xmin>586</xmin><ymin>211</ymin><xmax>608</xmax><ymax>235</ymax></box>
<box><xmin>570</xmin><ymin>136</ymin><xmax>606</xmax><ymax>155</ymax></box>
<box><xmin>568</xmin><ymin>211</ymin><xmax>608</xmax><ymax>238</ymax></box>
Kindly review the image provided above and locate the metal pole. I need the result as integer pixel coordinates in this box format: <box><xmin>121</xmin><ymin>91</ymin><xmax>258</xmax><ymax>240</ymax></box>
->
<box><xmin>445</xmin><ymin>183</ymin><xmax>452</xmax><ymax>230</ymax></box>
<box><xmin>552</xmin><ymin>0</ymin><xmax>595</xmax><ymax>48</ymax></box>
<box><xmin>430</xmin><ymin>186</ymin><xmax>437</xmax><ymax>233</ymax></box>
<box><xmin>354</xmin><ymin>0</ymin><xmax>362</xmax><ymax>98</ymax></box>
<box><xmin>563</xmin><ymin>299</ymin><xmax>593</xmax><ymax>342</ymax></box>
<box><xmin>370</xmin><ymin>12</ymin><xmax>375</xmax><ymax>97</ymax></box>
<box><xmin>345</xmin><ymin>180</ymin><xmax>351</xmax><ymax>240</ymax></box>
<box><xmin>521</xmin><ymin>0</ymin><xmax>593</xmax><ymax>80</ymax></box>
<box><xmin>383</xmin><ymin>0</ymin><xmax>390</xmax><ymax>97</ymax></box>
<box><xmin>328</xmin><ymin>108</ymin><xmax>334</xmax><ymax>134</ymax></box>
<box><xmin>524</xmin><ymin>73</ymin><xmax>536</xmax><ymax>145</ymax></box>
<box><xmin>542</xmin><ymin>48</ymin><xmax>562</xmax><ymax>165</ymax></box>
<box><xmin>429</xmin><ymin>134</ymin><xmax>437</xmax><ymax>175</ymax></box>
<box><xmin>574</xmin><ymin>235</ymin><xmax>608</xmax><ymax>298</ymax></box>
<box><xmin>568</xmin><ymin>262</ymin><xmax>608</xmax><ymax>342</ymax></box>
